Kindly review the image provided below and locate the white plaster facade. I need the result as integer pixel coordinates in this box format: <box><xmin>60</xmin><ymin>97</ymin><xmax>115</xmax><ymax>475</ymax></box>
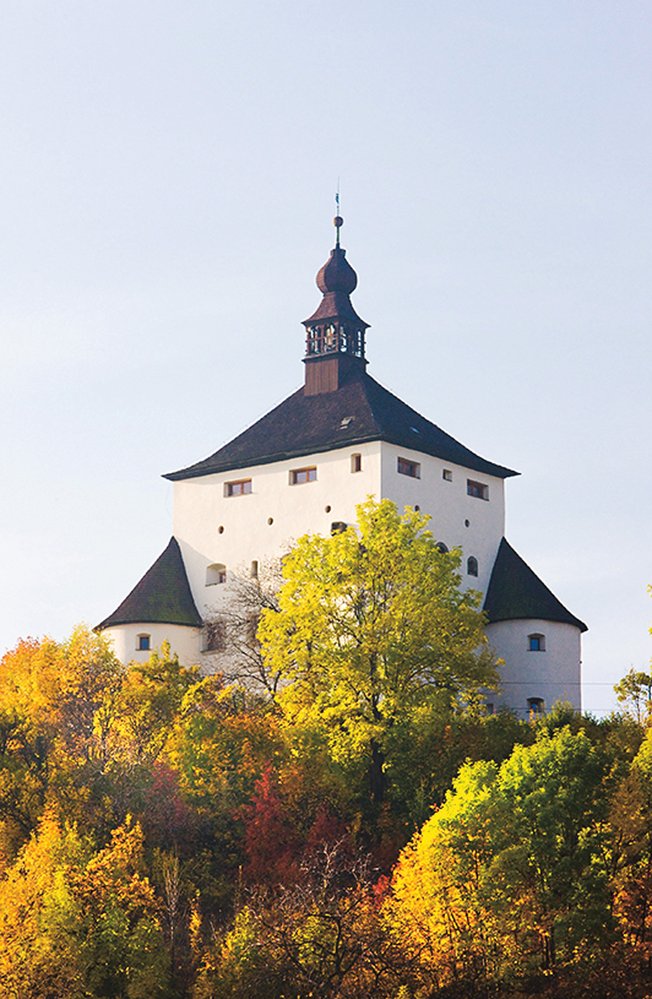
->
<box><xmin>485</xmin><ymin>619</ymin><xmax>582</xmax><ymax>717</ymax></box>
<box><xmin>172</xmin><ymin>440</ymin><xmax>505</xmax><ymax>617</ymax></box>
<box><xmin>102</xmin><ymin>622</ymin><xmax>201</xmax><ymax>668</ymax></box>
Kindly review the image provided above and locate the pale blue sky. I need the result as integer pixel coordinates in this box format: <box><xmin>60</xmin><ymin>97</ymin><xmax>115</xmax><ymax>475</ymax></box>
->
<box><xmin>2</xmin><ymin>1</ymin><xmax>651</xmax><ymax>715</ymax></box>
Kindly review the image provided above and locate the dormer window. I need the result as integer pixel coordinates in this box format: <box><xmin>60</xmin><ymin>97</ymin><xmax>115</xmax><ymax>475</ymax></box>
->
<box><xmin>225</xmin><ymin>479</ymin><xmax>252</xmax><ymax>497</ymax></box>
<box><xmin>290</xmin><ymin>467</ymin><xmax>317</xmax><ymax>485</ymax></box>
<box><xmin>397</xmin><ymin>457</ymin><xmax>420</xmax><ymax>479</ymax></box>
<box><xmin>467</xmin><ymin>479</ymin><xmax>489</xmax><ymax>501</ymax></box>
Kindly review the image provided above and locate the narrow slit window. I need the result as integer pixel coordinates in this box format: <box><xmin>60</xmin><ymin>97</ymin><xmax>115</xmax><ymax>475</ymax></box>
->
<box><xmin>467</xmin><ymin>479</ymin><xmax>489</xmax><ymax>500</ymax></box>
<box><xmin>225</xmin><ymin>478</ymin><xmax>252</xmax><ymax>497</ymax></box>
<box><xmin>290</xmin><ymin>466</ymin><xmax>317</xmax><ymax>485</ymax></box>
<box><xmin>397</xmin><ymin>457</ymin><xmax>420</xmax><ymax>478</ymax></box>
<box><xmin>467</xmin><ymin>556</ymin><xmax>478</xmax><ymax>577</ymax></box>
<box><xmin>351</xmin><ymin>453</ymin><xmax>362</xmax><ymax>473</ymax></box>
<box><xmin>250</xmin><ymin>560</ymin><xmax>259</xmax><ymax>579</ymax></box>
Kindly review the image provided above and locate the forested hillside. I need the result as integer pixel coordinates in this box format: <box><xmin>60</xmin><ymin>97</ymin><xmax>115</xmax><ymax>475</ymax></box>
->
<box><xmin>1</xmin><ymin>504</ymin><xmax>651</xmax><ymax>997</ymax></box>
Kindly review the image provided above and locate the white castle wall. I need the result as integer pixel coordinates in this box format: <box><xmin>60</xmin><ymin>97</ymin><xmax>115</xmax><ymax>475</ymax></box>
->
<box><xmin>379</xmin><ymin>442</ymin><xmax>506</xmax><ymax>595</ymax></box>
<box><xmin>485</xmin><ymin>618</ymin><xmax>582</xmax><ymax>717</ymax></box>
<box><xmin>173</xmin><ymin>440</ymin><xmax>507</xmax><ymax>619</ymax></box>
<box><xmin>172</xmin><ymin>442</ymin><xmax>383</xmax><ymax>618</ymax></box>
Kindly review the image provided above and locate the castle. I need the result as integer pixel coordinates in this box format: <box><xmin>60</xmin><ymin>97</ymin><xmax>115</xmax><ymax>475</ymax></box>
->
<box><xmin>98</xmin><ymin>217</ymin><xmax>586</xmax><ymax>718</ymax></box>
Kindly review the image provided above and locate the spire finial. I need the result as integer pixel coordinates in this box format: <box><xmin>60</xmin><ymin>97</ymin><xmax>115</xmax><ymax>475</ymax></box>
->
<box><xmin>334</xmin><ymin>183</ymin><xmax>343</xmax><ymax>248</ymax></box>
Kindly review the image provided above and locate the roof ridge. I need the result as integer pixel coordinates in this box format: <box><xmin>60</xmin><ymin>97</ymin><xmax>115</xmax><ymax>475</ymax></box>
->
<box><xmin>165</xmin><ymin>372</ymin><xmax>518</xmax><ymax>482</ymax></box>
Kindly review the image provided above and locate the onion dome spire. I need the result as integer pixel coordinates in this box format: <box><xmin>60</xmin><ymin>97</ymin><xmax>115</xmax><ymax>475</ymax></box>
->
<box><xmin>302</xmin><ymin>215</ymin><xmax>370</xmax><ymax>390</ymax></box>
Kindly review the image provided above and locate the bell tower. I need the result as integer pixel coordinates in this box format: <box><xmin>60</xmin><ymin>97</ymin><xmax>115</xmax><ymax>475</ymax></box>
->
<box><xmin>302</xmin><ymin>215</ymin><xmax>370</xmax><ymax>396</ymax></box>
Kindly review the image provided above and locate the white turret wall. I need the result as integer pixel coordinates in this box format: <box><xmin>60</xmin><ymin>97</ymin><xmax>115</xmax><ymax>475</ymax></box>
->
<box><xmin>485</xmin><ymin>618</ymin><xmax>582</xmax><ymax>717</ymax></box>
<box><xmin>102</xmin><ymin>623</ymin><xmax>202</xmax><ymax>667</ymax></box>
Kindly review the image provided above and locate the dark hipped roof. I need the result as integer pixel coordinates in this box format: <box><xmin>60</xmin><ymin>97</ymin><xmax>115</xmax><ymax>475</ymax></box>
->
<box><xmin>97</xmin><ymin>537</ymin><xmax>202</xmax><ymax>630</ymax></box>
<box><xmin>165</xmin><ymin>372</ymin><xmax>518</xmax><ymax>481</ymax></box>
<box><xmin>484</xmin><ymin>538</ymin><xmax>587</xmax><ymax>632</ymax></box>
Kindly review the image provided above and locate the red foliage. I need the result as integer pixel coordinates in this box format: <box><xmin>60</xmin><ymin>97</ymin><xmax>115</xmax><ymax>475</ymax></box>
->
<box><xmin>141</xmin><ymin>762</ymin><xmax>196</xmax><ymax>851</ymax></box>
<box><xmin>241</xmin><ymin>764</ymin><xmax>300</xmax><ymax>885</ymax></box>
<box><xmin>304</xmin><ymin>802</ymin><xmax>352</xmax><ymax>858</ymax></box>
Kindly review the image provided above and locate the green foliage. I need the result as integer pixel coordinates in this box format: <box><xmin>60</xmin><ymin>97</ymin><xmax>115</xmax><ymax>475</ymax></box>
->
<box><xmin>614</xmin><ymin>667</ymin><xmax>652</xmax><ymax>724</ymax></box>
<box><xmin>388</xmin><ymin>727</ymin><xmax>613</xmax><ymax>990</ymax></box>
<box><xmin>259</xmin><ymin>498</ymin><xmax>497</xmax><ymax>805</ymax></box>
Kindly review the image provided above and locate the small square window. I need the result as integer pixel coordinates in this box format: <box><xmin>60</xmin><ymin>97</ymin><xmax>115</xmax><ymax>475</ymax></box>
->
<box><xmin>137</xmin><ymin>634</ymin><xmax>151</xmax><ymax>651</ymax></box>
<box><xmin>397</xmin><ymin>457</ymin><xmax>420</xmax><ymax>479</ymax></box>
<box><xmin>467</xmin><ymin>479</ymin><xmax>489</xmax><ymax>501</ymax></box>
<box><xmin>290</xmin><ymin>467</ymin><xmax>317</xmax><ymax>485</ymax></box>
<box><xmin>527</xmin><ymin>696</ymin><xmax>545</xmax><ymax>715</ymax></box>
<box><xmin>528</xmin><ymin>634</ymin><xmax>545</xmax><ymax>652</ymax></box>
<box><xmin>225</xmin><ymin>479</ymin><xmax>252</xmax><ymax>497</ymax></box>
<box><xmin>443</xmin><ymin>469</ymin><xmax>453</xmax><ymax>482</ymax></box>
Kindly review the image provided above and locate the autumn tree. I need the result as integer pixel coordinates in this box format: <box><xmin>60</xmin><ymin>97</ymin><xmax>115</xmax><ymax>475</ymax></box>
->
<box><xmin>0</xmin><ymin>810</ymin><xmax>170</xmax><ymax>997</ymax></box>
<box><xmin>614</xmin><ymin>668</ymin><xmax>652</xmax><ymax>724</ymax></box>
<box><xmin>258</xmin><ymin>498</ymin><xmax>497</xmax><ymax>807</ymax></box>
<box><xmin>388</xmin><ymin>726</ymin><xmax>612</xmax><ymax>992</ymax></box>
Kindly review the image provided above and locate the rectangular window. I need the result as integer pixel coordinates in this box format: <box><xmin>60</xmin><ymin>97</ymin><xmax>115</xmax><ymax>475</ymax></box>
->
<box><xmin>245</xmin><ymin>613</ymin><xmax>260</xmax><ymax>644</ymax></box>
<box><xmin>351</xmin><ymin>453</ymin><xmax>362</xmax><ymax>473</ymax></box>
<box><xmin>137</xmin><ymin>634</ymin><xmax>151</xmax><ymax>651</ymax></box>
<box><xmin>204</xmin><ymin>621</ymin><xmax>226</xmax><ymax>652</ymax></box>
<box><xmin>442</xmin><ymin>469</ymin><xmax>453</xmax><ymax>482</ymax></box>
<box><xmin>290</xmin><ymin>466</ymin><xmax>317</xmax><ymax>485</ymax></box>
<box><xmin>467</xmin><ymin>479</ymin><xmax>489</xmax><ymax>500</ymax></box>
<box><xmin>225</xmin><ymin>478</ymin><xmax>252</xmax><ymax>497</ymax></box>
<box><xmin>397</xmin><ymin>457</ymin><xmax>421</xmax><ymax>479</ymax></box>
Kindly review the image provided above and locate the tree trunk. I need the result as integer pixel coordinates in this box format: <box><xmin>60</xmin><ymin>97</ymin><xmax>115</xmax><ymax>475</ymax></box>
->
<box><xmin>369</xmin><ymin>738</ymin><xmax>386</xmax><ymax>804</ymax></box>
